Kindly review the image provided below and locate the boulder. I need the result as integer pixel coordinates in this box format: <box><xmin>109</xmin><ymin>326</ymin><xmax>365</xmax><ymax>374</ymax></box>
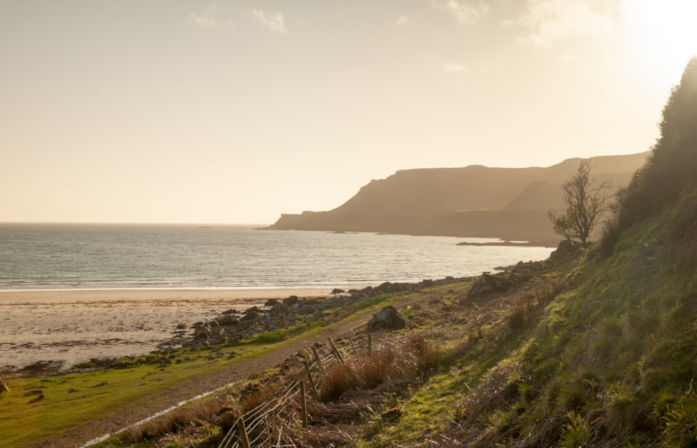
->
<box><xmin>242</xmin><ymin>307</ymin><xmax>260</xmax><ymax>321</ymax></box>
<box><xmin>467</xmin><ymin>273</ymin><xmax>511</xmax><ymax>299</ymax></box>
<box><xmin>283</xmin><ymin>296</ymin><xmax>299</xmax><ymax>306</ymax></box>
<box><xmin>549</xmin><ymin>239</ymin><xmax>579</xmax><ymax>262</ymax></box>
<box><xmin>367</xmin><ymin>306</ymin><xmax>406</xmax><ymax>332</ymax></box>
<box><xmin>216</xmin><ymin>314</ymin><xmax>239</xmax><ymax>326</ymax></box>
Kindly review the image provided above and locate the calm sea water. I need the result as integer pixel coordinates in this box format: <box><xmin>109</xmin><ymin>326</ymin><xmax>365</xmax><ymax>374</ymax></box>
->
<box><xmin>0</xmin><ymin>224</ymin><xmax>553</xmax><ymax>290</ymax></box>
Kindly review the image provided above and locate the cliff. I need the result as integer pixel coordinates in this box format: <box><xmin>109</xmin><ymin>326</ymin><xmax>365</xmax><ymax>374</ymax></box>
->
<box><xmin>270</xmin><ymin>152</ymin><xmax>650</xmax><ymax>245</ymax></box>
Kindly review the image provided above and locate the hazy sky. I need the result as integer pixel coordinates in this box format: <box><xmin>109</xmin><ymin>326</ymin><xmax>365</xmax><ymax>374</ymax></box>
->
<box><xmin>1</xmin><ymin>0</ymin><xmax>696</xmax><ymax>224</ymax></box>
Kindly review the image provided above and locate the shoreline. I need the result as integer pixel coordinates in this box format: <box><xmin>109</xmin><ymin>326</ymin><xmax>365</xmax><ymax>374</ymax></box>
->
<box><xmin>0</xmin><ymin>287</ymin><xmax>339</xmax><ymax>304</ymax></box>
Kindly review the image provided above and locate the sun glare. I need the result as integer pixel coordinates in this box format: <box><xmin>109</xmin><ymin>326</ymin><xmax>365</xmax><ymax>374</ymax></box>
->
<box><xmin>622</xmin><ymin>0</ymin><xmax>697</xmax><ymax>86</ymax></box>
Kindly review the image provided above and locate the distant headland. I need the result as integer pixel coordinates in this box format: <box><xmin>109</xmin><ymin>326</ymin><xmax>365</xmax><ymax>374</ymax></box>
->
<box><xmin>269</xmin><ymin>152</ymin><xmax>650</xmax><ymax>246</ymax></box>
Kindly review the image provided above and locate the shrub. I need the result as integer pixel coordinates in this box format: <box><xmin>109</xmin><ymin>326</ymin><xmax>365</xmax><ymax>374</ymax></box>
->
<box><xmin>560</xmin><ymin>411</ymin><xmax>591</xmax><ymax>448</ymax></box>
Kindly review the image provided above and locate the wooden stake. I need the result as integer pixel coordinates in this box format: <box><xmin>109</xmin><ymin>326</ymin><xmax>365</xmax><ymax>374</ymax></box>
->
<box><xmin>299</xmin><ymin>381</ymin><xmax>308</xmax><ymax>427</ymax></box>
<box><xmin>236</xmin><ymin>416</ymin><xmax>251</xmax><ymax>448</ymax></box>
<box><xmin>368</xmin><ymin>333</ymin><xmax>372</xmax><ymax>356</ymax></box>
<box><xmin>349</xmin><ymin>340</ymin><xmax>359</xmax><ymax>358</ymax></box>
<box><xmin>312</xmin><ymin>346</ymin><xmax>325</xmax><ymax>374</ymax></box>
<box><xmin>303</xmin><ymin>361</ymin><xmax>320</xmax><ymax>400</ymax></box>
<box><xmin>328</xmin><ymin>338</ymin><xmax>345</xmax><ymax>365</ymax></box>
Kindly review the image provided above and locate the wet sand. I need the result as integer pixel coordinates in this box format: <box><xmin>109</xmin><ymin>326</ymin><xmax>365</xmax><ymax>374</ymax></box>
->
<box><xmin>0</xmin><ymin>288</ymin><xmax>330</xmax><ymax>371</ymax></box>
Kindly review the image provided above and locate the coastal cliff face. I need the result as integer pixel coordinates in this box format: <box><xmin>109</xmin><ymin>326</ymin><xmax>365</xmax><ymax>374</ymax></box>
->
<box><xmin>270</xmin><ymin>152</ymin><xmax>650</xmax><ymax>244</ymax></box>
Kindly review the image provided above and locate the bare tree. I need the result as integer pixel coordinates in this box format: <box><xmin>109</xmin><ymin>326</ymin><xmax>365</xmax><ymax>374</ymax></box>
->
<box><xmin>549</xmin><ymin>160</ymin><xmax>609</xmax><ymax>247</ymax></box>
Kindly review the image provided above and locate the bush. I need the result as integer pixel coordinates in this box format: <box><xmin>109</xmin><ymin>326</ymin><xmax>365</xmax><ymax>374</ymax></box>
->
<box><xmin>560</xmin><ymin>411</ymin><xmax>591</xmax><ymax>448</ymax></box>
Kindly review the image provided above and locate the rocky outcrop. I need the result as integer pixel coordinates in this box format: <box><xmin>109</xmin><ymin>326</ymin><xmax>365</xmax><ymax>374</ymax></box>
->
<box><xmin>467</xmin><ymin>273</ymin><xmax>512</xmax><ymax>299</ymax></box>
<box><xmin>549</xmin><ymin>239</ymin><xmax>580</xmax><ymax>262</ymax></box>
<box><xmin>157</xmin><ymin>276</ymin><xmax>468</xmax><ymax>352</ymax></box>
<box><xmin>367</xmin><ymin>306</ymin><xmax>406</xmax><ymax>332</ymax></box>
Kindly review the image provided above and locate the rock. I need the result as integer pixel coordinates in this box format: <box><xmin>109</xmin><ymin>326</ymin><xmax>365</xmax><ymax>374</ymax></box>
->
<box><xmin>549</xmin><ymin>239</ymin><xmax>579</xmax><ymax>261</ymax></box>
<box><xmin>221</xmin><ymin>309</ymin><xmax>239</xmax><ymax>315</ymax></box>
<box><xmin>367</xmin><ymin>306</ymin><xmax>406</xmax><ymax>332</ymax></box>
<box><xmin>67</xmin><ymin>388</ymin><xmax>79</xmax><ymax>393</ymax></box>
<box><xmin>92</xmin><ymin>381</ymin><xmax>108</xmax><ymax>388</ymax></box>
<box><xmin>264</xmin><ymin>298</ymin><xmax>279</xmax><ymax>307</ymax></box>
<box><xmin>467</xmin><ymin>273</ymin><xmax>511</xmax><ymax>299</ymax></box>
<box><xmin>216</xmin><ymin>314</ymin><xmax>236</xmax><ymax>326</ymax></box>
<box><xmin>175</xmin><ymin>322</ymin><xmax>186</xmax><ymax>330</ymax></box>
<box><xmin>283</xmin><ymin>296</ymin><xmax>299</xmax><ymax>306</ymax></box>
<box><xmin>242</xmin><ymin>307</ymin><xmax>260</xmax><ymax>321</ymax></box>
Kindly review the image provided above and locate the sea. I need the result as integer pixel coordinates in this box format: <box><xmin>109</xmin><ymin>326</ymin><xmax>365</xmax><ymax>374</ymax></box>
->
<box><xmin>0</xmin><ymin>224</ymin><xmax>552</xmax><ymax>290</ymax></box>
<box><xmin>0</xmin><ymin>224</ymin><xmax>554</xmax><ymax>369</ymax></box>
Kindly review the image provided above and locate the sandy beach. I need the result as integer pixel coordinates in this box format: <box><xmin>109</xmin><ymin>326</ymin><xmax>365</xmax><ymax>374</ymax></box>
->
<box><xmin>0</xmin><ymin>287</ymin><xmax>332</xmax><ymax>371</ymax></box>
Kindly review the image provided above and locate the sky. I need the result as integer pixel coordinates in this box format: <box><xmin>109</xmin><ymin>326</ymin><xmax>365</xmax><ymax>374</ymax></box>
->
<box><xmin>1</xmin><ymin>0</ymin><xmax>696</xmax><ymax>224</ymax></box>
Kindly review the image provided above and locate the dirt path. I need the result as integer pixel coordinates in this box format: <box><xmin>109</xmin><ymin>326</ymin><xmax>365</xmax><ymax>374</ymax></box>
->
<box><xmin>30</xmin><ymin>293</ymin><xmax>431</xmax><ymax>448</ymax></box>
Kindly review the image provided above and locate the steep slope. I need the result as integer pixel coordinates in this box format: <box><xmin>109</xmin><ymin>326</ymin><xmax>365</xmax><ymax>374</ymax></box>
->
<box><xmin>270</xmin><ymin>152</ymin><xmax>648</xmax><ymax>244</ymax></box>
<box><xmin>363</xmin><ymin>58</ymin><xmax>697</xmax><ymax>448</ymax></box>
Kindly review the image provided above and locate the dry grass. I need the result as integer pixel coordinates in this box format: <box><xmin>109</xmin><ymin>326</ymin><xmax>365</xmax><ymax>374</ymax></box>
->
<box><xmin>352</xmin><ymin>351</ymin><xmax>397</xmax><ymax>389</ymax></box>
<box><xmin>319</xmin><ymin>364</ymin><xmax>353</xmax><ymax>402</ymax></box>
<box><xmin>404</xmin><ymin>333</ymin><xmax>441</xmax><ymax>372</ymax></box>
<box><xmin>240</xmin><ymin>382</ymin><xmax>281</xmax><ymax>413</ymax></box>
<box><xmin>124</xmin><ymin>398</ymin><xmax>225</xmax><ymax>443</ymax></box>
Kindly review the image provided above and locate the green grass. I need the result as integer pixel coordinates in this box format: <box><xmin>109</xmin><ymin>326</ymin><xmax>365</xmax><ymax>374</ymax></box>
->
<box><xmin>364</xmin><ymin>371</ymin><xmax>464</xmax><ymax>447</ymax></box>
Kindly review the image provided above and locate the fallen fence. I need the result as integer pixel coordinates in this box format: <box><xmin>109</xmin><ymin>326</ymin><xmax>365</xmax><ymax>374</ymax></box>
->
<box><xmin>218</xmin><ymin>332</ymin><xmax>408</xmax><ymax>448</ymax></box>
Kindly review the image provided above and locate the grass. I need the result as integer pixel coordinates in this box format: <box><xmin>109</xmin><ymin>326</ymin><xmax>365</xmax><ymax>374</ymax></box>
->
<box><xmin>364</xmin><ymin>371</ymin><xmax>463</xmax><ymax>447</ymax></box>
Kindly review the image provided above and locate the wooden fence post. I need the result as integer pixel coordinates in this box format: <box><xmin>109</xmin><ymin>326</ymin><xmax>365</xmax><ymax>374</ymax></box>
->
<box><xmin>368</xmin><ymin>333</ymin><xmax>372</xmax><ymax>356</ymax></box>
<box><xmin>237</xmin><ymin>416</ymin><xmax>251</xmax><ymax>448</ymax></box>
<box><xmin>299</xmin><ymin>381</ymin><xmax>308</xmax><ymax>427</ymax></box>
<box><xmin>349</xmin><ymin>340</ymin><xmax>359</xmax><ymax>358</ymax></box>
<box><xmin>328</xmin><ymin>338</ymin><xmax>345</xmax><ymax>365</ymax></box>
<box><xmin>312</xmin><ymin>346</ymin><xmax>325</xmax><ymax>374</ymax></box>
<box><xmin>0</xmin><ymin>377</ymin><xmax>9</xmax><ymax>393</ymax></box>
<box><xmin>303</xmin><ymin>361</ymin><xmax>320</xmax><ymax>400</ymax></box>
